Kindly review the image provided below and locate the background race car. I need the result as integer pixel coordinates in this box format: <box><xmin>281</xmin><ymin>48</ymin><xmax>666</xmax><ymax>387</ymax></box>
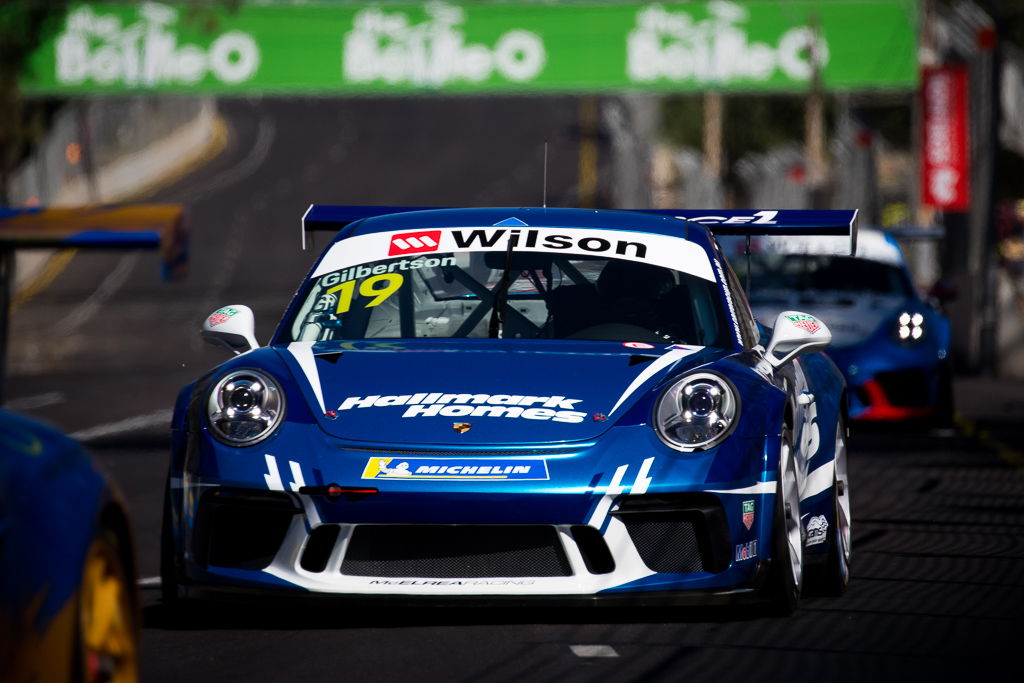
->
<box><xmin>720</xmin><ymin>228</ymin><xmax>953</xmax><ymax>424</ymax></box>
<box><xmin>0</xmin><ymin>410</ymin><xmax>139</xmax><ymax>683</ymax></box>
<box><xmin>164</xmin><ymin>207</ymin><xmax>853</xmax><ymax>614</ymax></box>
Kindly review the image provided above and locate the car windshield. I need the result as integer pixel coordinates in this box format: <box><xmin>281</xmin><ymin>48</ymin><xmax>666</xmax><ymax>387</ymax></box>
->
<box><xmin>743</xmin><ymin>254</ymin><xmax>913</xmax><ymax>299</ymax></box>
<box><xmin>286</xmin><ymin>250</ymin><xmax>733</xmax><ymax>346</ymax></box>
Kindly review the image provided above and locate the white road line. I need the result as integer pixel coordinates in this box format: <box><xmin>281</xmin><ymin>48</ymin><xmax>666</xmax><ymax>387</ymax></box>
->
<box><xmin>187</xmin><ymin>116</ymin><xmax>276</xmax><ymax>202</ymax></box>
<box><xmin>53</xmin><ymin>253</ymin><xmax>139</xmax><ymax>337</ymax></box>
<box><xmin>570</xmin><ymin>645</ymin><xmax>619</xmax><ymax>658</ymax></box>
<box><xmin>70</xmin><ymin>408</ymin><xmax>173</xmax><ymax>442</ymax></box>
<box><xmin>5</xmin><ymin>391</ymin><xmax>67</xmax><ymax>410</ymax></box>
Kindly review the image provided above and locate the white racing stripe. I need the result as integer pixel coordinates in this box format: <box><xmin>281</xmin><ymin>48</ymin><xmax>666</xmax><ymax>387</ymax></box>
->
<box><xmin>801</xmin><ymin>460</ymin><xmax>835</xmax><ymax>501</ymax></box>
<box><xmin>287</xmin><ymin>341</ymin><xmax>326</xmax><ymax>414</ymax></box>
<box><xmin>607</xmin><ymin>346</ymin><xmax>702</xmax><ymax>416</ymax></box>
<box><xmin>706</xmin><ymin>481</ymin><xmax>777</xmax><ymax>495</ymax></box>
<box><xmin>587</xmin><ymin>464</ymin><xmax>629</xmax><ymax>530</ymax></box>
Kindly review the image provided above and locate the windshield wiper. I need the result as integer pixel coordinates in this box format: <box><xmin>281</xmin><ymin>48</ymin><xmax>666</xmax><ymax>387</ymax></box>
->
<box><xmin>488</xmin><ymin>236</ymin><xmax>516</xmax><ymax>338</ymax></box>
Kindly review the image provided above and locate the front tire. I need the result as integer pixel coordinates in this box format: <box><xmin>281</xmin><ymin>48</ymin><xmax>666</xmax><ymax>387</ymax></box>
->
<box><xmin>809</xmin><ymin>417</ymin><xmax>852</xmax><ymax>596</ymax></box>
<box><xmin>767</xmin><ymin>421</ymin><xmax>802</xmax><ymax>615</ymax></box>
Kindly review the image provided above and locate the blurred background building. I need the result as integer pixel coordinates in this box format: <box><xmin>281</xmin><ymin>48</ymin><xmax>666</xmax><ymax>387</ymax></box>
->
<box><xmin>3</xmin><ymin>0</ymin><xmax>1024</xmax><ymax>377</ymax></box>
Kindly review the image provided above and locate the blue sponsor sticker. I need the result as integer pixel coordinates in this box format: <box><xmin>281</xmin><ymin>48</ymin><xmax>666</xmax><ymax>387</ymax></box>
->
<box><xmin>361</xmin><ymin>457</ymin><xmax>550</xmax><ymax>481</ymax></box>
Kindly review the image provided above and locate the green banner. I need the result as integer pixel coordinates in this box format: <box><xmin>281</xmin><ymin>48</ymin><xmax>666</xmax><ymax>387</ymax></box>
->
<box><xmin>20</xmin><ymin>1</ymin><xmax>918</xmax><ymax>95</ymax></box>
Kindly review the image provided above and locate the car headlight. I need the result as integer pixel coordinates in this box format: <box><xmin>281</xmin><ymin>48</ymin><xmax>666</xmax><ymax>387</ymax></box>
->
<box><xmin>207</xmin><ymin>369</ymin><xmax>285</xmax><ymax>446</ymax></box>
<box><xmin>654</xmin><ymin>372</ymin><xmax>739</xmax><ymax>452</ymax></box>
<box><xmin>896</xmin><ymin>311</ymin><xmax>925</xmax><ymax>342</ymax></box>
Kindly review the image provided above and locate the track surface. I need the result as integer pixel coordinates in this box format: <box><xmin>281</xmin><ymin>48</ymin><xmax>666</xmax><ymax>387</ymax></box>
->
<box><xmin>8</xmin><ymin>99</ymin><xmax>1022</xmax><ymax>681</ymax></box>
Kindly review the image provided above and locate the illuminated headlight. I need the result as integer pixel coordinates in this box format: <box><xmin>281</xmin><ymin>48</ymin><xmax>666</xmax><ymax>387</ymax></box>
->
<box><xmin>654</xmin><ymin>372</ymin><xmax>739</xmax><ymax>451</ymax></box>
<box><xmin>897</xmin><ymin>311</ymin><xmax>925</xmax><ymax>342</ymax></box>
<box><xmin>207</xmin><ymin>369</ymin><xmax>285</xmax><ymax>446</ymax></box>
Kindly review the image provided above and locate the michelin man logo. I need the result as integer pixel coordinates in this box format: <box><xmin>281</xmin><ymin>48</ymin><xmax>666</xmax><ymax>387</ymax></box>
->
<box><xmin>378</xmin><ymin>460</ymin><xmax>412</xmax><ymax>477</ymax></box>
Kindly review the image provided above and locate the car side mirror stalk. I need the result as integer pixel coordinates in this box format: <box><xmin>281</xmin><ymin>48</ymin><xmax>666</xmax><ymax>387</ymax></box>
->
<box><xmin>201</xmin><ymin>305</ymin><xmax>259</xmax><ymax>355</ymax></box>
<box><xmin>762</xmin><ymin>310</ymin><xmax>832</xmax><ymax>369</ymax></box>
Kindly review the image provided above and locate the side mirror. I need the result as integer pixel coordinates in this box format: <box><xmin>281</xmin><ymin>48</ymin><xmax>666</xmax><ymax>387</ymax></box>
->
<box><xmin>763</xmin><ymin>310</ymin><xmax>831</xmax><ymax>368</ymax></box>
<box><xmin>201</xmin><ymin>305</ymin><xmax>259</xmax><ymax>355</ymax></box>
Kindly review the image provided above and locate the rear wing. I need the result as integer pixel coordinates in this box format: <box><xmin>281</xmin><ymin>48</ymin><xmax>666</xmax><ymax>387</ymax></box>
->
<box><xmin>0</xmin><ymin>204</ymin><xmax>188</xmax><ymax>280</ymax></box>
<box><xmin>636</xmin><ymin>209</ymin><xmax>859</xmax><ymax>255</ymax></box>
<box><xmin>300</xmin><ymin>205</ymin><xmax>858</xmax><ymax>255</ymax></box>
<box><xmin>302</xmin><ymin>205</ymin><xmax>440</xmax><ymax>250</ymax></box>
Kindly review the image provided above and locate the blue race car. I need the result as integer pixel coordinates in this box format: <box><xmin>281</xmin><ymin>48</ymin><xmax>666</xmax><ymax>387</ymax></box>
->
<box><xmin>163</xmin><ymin>207</ymin><xmax>853</xmax><ymax>613</ymax></box>
<box><xmin>0</xmin><ymin>410</ymin><xmax>139</xmax><ymax>683</ymax></box>
<box><xmin>720</xmin><ymin>228</ymin><xmax>953</xmax><ymax>424</ymax></box>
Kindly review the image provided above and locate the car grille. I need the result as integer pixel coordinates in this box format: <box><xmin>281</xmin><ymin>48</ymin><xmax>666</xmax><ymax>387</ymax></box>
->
<box><xmin>340</xmin><ymin>525</ymin><xmax>573</xmax><ymax>578</ymax></box>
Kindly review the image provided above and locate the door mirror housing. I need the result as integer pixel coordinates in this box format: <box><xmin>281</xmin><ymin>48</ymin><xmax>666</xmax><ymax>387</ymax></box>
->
<box><xmin>201</xmin><ymin>305</ymin><xmax>259</xmax><ymax>355</ymax></box>
<box><xmin>763</xmin><ymin>311</ymin><xmax>831</xmax><ymax>368</ymax></box>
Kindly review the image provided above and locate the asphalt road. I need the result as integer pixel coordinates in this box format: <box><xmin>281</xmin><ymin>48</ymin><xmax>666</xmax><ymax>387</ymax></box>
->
<box><xmin>7</xmin><ymin>98</ymin><xmax>1024</xmax><ymax>682</ymax></box>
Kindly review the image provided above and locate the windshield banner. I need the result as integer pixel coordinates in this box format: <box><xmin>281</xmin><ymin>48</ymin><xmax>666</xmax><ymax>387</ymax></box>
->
<box><xmin>311</xmin><ymin>226</ymin><xmax>716</xmax><ymax>282</ymax></box>
<box><xmin>22</xmin><ymin>1</ymin><xmax>917</xmax><ymax>95</ymax></box>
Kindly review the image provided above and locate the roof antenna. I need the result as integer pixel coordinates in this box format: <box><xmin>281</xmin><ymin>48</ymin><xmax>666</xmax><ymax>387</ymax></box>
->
<box><xmin>542</xmin><ymin>140</ymin><xmax>548</xmax><ymax>209</ymax></box>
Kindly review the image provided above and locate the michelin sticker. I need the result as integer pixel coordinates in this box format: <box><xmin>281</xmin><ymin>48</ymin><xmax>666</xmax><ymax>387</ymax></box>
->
<box><xmin>362</xmin><ymin>457</ymin><xmax>550</xmax><ymax>481</ymax></box>
<box><xmin>339</xmin><ymin>392</ymin><xmax>587</xmax><ymax>424</ymax></box>
<box><xmin>806</xmin><ymin>515</ymin><xmax>828</xmax><ymax>545</ymax></box>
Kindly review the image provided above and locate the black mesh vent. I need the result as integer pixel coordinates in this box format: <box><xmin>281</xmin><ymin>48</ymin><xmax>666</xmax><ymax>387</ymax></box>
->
<box><xmin>194</xmin><ymin>488</ymin><xmax>297</xmax><ymax>570</ymax></box>
<box><xmin>622</xmin><ymin>516</ymin><xmax>705</xmax><ymax>573</ymax></box>
<box><xmin>301</xmin><ymin>525</ymin><xmax>340</xmax><ymax>573</ymax></box>
<box><xmin>341</xmin><ymin>525</ymin><xmax>572</xmax><ymax>578</ymax></box>
<box><xmin>613</xmin><ymin>493</ymin><xmax>730</xmax><ymax>574</ymax></box>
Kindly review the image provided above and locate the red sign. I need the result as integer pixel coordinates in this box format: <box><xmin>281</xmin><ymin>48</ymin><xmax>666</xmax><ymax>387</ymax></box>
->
<box><xmin>388</xmin><ymin>230</ymin><xmax>441</xmax><ymax>256</ymax></box>
<box><xmin>921</xmin><ymin>66</ymin><xmax>971</xmax><ymax>211</ymax></box>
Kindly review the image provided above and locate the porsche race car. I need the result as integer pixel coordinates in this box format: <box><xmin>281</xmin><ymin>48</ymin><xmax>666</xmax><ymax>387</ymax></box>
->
<box><xmin>719</xmin><ymin>228</ymin><xmax>953</xmax><ymax>424</ymax></box>
<box><xmin>163</xmin><ymin>207</ymin><xmax>854</xmax><ymax>613</ymax></box>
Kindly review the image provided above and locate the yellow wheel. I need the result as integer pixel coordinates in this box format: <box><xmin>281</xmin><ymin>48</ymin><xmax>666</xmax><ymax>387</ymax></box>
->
<box><xmin>78</xmin><ymin>530</ymin><xmax>139</xmax><ymax>683</ymax></box>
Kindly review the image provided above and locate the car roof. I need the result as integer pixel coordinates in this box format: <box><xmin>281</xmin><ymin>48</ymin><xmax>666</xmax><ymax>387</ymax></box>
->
<box><xmin>332</xmin><ymin>207</ymin><xmax>718</xmax><ymax>250</ymax></box>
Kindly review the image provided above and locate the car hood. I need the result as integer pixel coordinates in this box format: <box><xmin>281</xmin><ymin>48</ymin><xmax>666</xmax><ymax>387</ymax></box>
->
<box><xmin>274</xmin><ymin>339</ymin><xmax>723</xmax><ymax>445</ymax></box>
<box><xmin>750</xmin><ymin>293</ymin><xmax>907</xmax><ymax>348</ymax></box>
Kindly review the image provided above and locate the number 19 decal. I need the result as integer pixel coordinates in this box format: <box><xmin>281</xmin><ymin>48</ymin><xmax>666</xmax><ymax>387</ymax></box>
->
<box><xmin>326</xmin><ymin>273</ymin><xmax>403</xmax><ymax>314</ymax></box>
